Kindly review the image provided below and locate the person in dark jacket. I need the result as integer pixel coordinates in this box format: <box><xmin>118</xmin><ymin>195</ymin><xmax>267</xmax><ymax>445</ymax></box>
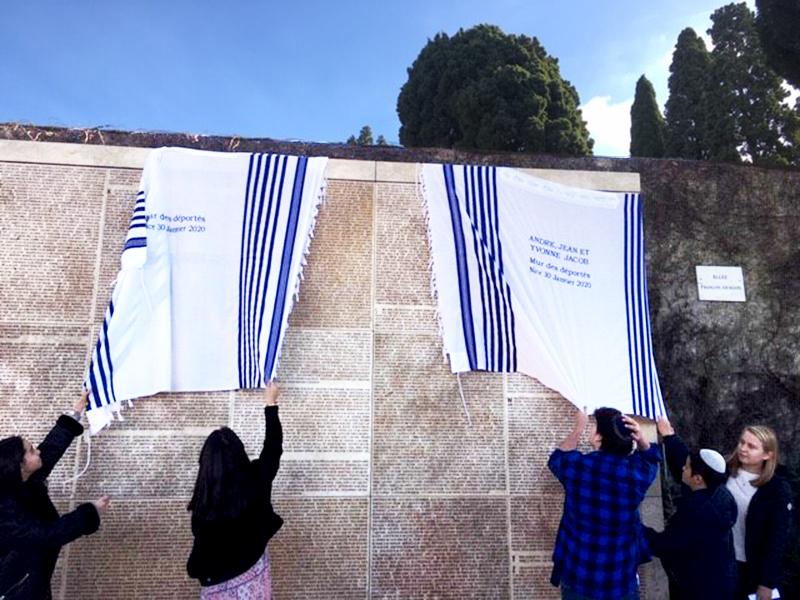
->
<box><xmin>725</xmin><ymin>425</ymin><xmax>794</xmax><ymax>600</ymax></box>
<box><xmin>643</xmin><ymin>416</ymin><xmax>737</xmax><ymax>600</ymax></box>
<box><xmin>0</xmin><ymin>390</ymin><xmax>110</xmax><ymax>600</ymax></box>
<box><xmin>187</xmin><ymin>382</ymin><xmax>283</xmax><ymax>598</ymax></box>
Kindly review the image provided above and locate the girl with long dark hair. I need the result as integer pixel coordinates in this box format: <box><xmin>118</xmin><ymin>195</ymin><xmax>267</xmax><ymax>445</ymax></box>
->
<box><xmin>0</xmin><ymin>390</ymin><xmax>110</xmax><ymax>600</ymax></box>
<box><xmin>187</xmin><ymin>382</ymin><xmax>283</xmax><ymax>599</ymax></box>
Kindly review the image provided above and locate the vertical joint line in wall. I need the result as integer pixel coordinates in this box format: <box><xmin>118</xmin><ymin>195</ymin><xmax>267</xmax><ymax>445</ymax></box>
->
<box><xmin>366</xmin><ymin>161</ymin><xmax>378</xmax><ymax>600</ymax></box>
<box><xmin>228</xmin><ymin>390</ymin><xmax>236</xmax><ymax>428</ymax></box>
<box><xmin>504</xmin><ymin>373</ymin><xmax>514</xmax><ymax>600</ymax></box>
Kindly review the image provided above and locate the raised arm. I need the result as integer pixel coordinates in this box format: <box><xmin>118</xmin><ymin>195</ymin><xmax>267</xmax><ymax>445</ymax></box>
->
<box><xmin>257</xmin><ymin>382</ymin><xmax>283</xmax><ymax>484</ymax></box>
<box><xmin>32</xmin><ymin>391</ymin><xmax>87</xmax><ymax>482</ymax></box>
<box><xmin>558</xmin><ymin>408</ymin><xmax>588</xmax><ymax>451</ymax></box>
<box><xmin>656</xmin><ymin>416</ymin><xmax>689</xmax><ymax>482</ymax></box>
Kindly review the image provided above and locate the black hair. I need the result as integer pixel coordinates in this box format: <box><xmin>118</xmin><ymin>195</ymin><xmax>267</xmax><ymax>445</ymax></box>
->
<box><xmin>187</xmin><ymin>427</ymin><xmax>253</xmax><ymax>521</ymax></box>
<box><xmin>0</xmin><ymin>436</ymin><xmax>25</xmax><ymax>491</ymax></box>
<box><xmin>688</xmin><ymin>452</ymin><xmax>727</xmax><ymax>489</ymax></box>
<box><xmin>593</xmin><ymin>407</ymin><xmax>634</xmax><ymax>455</ymax></box>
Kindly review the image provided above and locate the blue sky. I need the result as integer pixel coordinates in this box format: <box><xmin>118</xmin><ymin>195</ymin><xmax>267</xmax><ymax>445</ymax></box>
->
<box><xmin>1</xmin><ymin>0</ymin><xmax>760</xmax><ymax>156</ymax></box>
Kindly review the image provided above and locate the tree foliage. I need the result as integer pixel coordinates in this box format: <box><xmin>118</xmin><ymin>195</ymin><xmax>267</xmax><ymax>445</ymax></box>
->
<box><xmin>664</xmin><ymin>28</ymin><xmax>711</xmax><ymax>159</ymax></box>
<box><xmin>630</xmin><ymin>75</ymin><xmax>665</xmax><ymax>157</ymax></box>
<box><xmin>755</xmin><ymin>0</ymin><xmax>800</xmax><ymax>88</ymax></box>
<box><xmin>704</xmin><ymin>3</ymin><xmax>796</xmax><ymax>166</ymax></box>
<box><xmin>346</xmin><ymin>125</ymin><xmax>389</xmax><ymax>146</ymax></box>
<box><xmin>397</xmin><ymin>24</ymin><xmax>593</xmax><ymax>155</ymax></box>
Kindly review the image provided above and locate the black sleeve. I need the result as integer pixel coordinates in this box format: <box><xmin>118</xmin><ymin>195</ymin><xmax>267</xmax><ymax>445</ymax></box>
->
<box><xmin>31</xmin><ymin>415</ymin><xmax>84</xmax><ymax>482</ymax></box>
<box><xmin>754</xmin><ymin>478</ymin><xmax>794</xmax><ymax>589</ymax></box>
<box><xmin>643</xmin><ymin>507</ymin><xmax>698</xmax><ymax>560</ymax></box>
<box><xmin>255</xmin><ymin>406</ymin><xmax>282</xmax><ymax>485</ymax></box>
<box><xmin>0</xmin><ymin>502</ymin><xmax>99</xmax><ymax>551</ymax></box>
<box><xmin>662</xmin><ymin>434</ymin><xmax>690</xmax><ymax>483</ymax></box>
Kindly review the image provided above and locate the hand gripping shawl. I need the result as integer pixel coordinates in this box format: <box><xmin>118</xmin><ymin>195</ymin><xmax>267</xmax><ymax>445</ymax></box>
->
<box><xmin>85</xmin><ymin>148</ymin><xmax>327</xmax><ymax>433</ymax></box>
<box><xmin>421</xmin><ymin>163</ymin><xmax>665</xmax><ymax>419</ymax></box>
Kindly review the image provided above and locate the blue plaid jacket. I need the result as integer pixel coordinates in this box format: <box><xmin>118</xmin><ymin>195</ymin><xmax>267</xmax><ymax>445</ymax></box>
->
<box><xmin>548</xmin><ymin>445</ymin><xmax>661</xmax><ymax>600</ymax></box>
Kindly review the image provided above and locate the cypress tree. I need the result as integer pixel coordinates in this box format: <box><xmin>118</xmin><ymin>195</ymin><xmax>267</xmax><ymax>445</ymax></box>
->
<box><xmin>630</xmin><ymin>75</ymin><xmax>665</xmax><ymax>157</ymax></box>
<box><xmin>705</xmin><ymin>3</ymin><xmax>795</xmax><ymax>166</ymax></box>
<box><xmin>664</xmin><ymin>28</ymin><xmax>711</xmax><ymax>159</ymax></box>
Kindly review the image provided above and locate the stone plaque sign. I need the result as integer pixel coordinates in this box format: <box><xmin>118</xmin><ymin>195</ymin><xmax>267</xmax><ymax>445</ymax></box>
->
<box><xmin>696</xmin><ymin>266</ymin><xmax>746</xmax><ymax>302</ymax></box>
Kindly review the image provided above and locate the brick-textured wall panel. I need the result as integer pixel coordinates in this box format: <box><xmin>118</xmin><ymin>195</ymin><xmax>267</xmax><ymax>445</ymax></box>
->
<box><xmin>375</xmin><ymin>182</ymin><xmax>432</xmax><ymax>306</ymax></box>
<box><xmin>289</xmin><ymin>179</ymin><xmax>373</xmax><ymax>329</ymax></box>
<box><xmin>374</xmin><ymin>304</ymin><xmax>438</xmax><ymax>335</ymax></box>
<box><xmin>508</xmin><ymin>395</ymin><xmax>579</xmax><ymax>495</ymax></box>
<box><xmin>275</xmin><ymin>328</ymin><xmax>371</xmax><ymax>383</ymax></box>
<box><xmin>62</xmin><ymin>500</ymin><xmax>195</xmax><ymax>599</ymax></box>
<box><xmin>99</xmin><ymin>390</ymin><xmax>231</xmax><ymax>432</ymax></box>
<box><xmin>512</xmin><ymin>564</ymin><xmax>560</xmax><ymax>600</ymax></box>
<box><xmin>232</xmin><ymin>388</ymin><xmax>370</xmax><ymax>455</ymax></box>
<box><xmin>74</xmin><ymin>433</ymin><xmax>203</xmax><ymax>499</ymax></box>
<box><xmin>270</xmin><ymin>497</ymin><xmax>369</xmax><ymax>599</ymax></box>
<box><xmin>374</xmin><ymin>333</ymin><xmax>505</xmax><ymax>495</ymax></box>
<box><xmin>0</xmin><ymin>163</ymin><xmax>104</xmax><ymax>324</ymax></box>
<box><xmin>371</xmin><ymin>498</ymin><xmax>509</xmax><ymax>599</ymax></box>
<box><xmin>0</xmin><ymin>341</ymin><xmax>89</xmax><ymax>441</ymax></box>
<box><xmin>510</xmin><ymin>495</ymin><xmax>563</xmax><ymax>558</ymax></box>
<box><xmin>274</xmin><ymin>460</ymin><xmax>369</xmax><ymax>496</ymax></box>
<box><xmin>507</xmin><ymin>372</ymin><xmax>557</xmax><ymax>396</ymax></box>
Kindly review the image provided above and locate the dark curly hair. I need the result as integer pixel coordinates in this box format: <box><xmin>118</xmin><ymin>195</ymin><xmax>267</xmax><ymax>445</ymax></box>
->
<box><xmin>593</xmin><ymin>407</ymin><xmax>634</xmax><ymax>455</ymax></box>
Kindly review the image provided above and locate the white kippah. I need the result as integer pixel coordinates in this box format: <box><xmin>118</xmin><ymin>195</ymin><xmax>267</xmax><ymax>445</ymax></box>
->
<box><xmin>699</xmin><ymin>448</ymin><xmax>726</xmax><ymax>474</ymax></box>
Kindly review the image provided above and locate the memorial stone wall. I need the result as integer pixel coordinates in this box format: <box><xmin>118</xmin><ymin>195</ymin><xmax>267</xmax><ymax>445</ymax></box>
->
<box><xmin>7</xmin><ymin>127</ymin><xmax>798</xmax><ymax>599</ymax></box>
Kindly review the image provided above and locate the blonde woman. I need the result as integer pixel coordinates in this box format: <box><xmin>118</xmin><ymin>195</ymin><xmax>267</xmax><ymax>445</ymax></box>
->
<box><xmin>726</xmin><ymin>425</ymin><xmax>793</xmax><ymax>600</ymax></box>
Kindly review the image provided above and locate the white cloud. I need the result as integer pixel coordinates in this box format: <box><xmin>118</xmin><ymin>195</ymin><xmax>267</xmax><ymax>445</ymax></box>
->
<box><xmin>580</xmin><ymin>96</ymin><xmax>633</xmax><ymax>158</ymax></box>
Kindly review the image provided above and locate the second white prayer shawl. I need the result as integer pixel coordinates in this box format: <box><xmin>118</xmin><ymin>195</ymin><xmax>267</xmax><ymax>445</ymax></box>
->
<box><xmin>422</xmin><ymin>163</ymin><xmax>665</xmax><ymax>419</ymax></box>
<box><xmin>85</xmin><ymin>148</ymin><xmax>328</xmax><ymax>433</ymax></box>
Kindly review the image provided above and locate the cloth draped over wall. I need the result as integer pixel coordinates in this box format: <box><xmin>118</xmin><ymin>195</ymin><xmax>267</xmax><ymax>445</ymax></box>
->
<box><xmin>85</xmin><ymin>148</ymin><xmax>328</xmax><ymax>433</ymax></box>
<box><xmin>421</xmin><ymin>163</ymin><xmax>665</xmax><ymax>419</ymax></box>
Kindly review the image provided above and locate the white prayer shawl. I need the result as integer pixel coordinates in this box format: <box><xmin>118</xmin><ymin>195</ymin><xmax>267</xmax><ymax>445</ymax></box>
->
<box><xmin>421</xmin><ymin>163</ymin><xmax>665</xmax><ymax>419</ymax></box>
<box><xmin>85</xmin><ymin>148</ymin><xmax>327</xmax><ymax>433</ymax></box>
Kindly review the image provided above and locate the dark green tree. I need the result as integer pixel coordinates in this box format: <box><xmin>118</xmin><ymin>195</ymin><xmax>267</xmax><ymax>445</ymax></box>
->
<box><xmin>664</xmin><ymin>28</ymin><xmax>711</xmax><ymax>159</ymax></box>
<box><xmin>756</xmin><ymin>0</ymin><xmax>800</xmax><ymax>88</ymax></box>
<box><xmin>346</xmin><ymin>125</ymin><xmax>387</xmax><ymax>146</ymax></box>
<box><xmin>397</xmin><ymin>24</ymin><xmax>593</xmax><ymax>154</ymax></box>
<box><xmin>704</xmin><ymin>3</ymin><xmax>796</xmax><ymax>166</ymax></box>
<box><xmin>630</xmin><ymin>75</ymin><xmax>665</xmax><ymax>157</ymax></box>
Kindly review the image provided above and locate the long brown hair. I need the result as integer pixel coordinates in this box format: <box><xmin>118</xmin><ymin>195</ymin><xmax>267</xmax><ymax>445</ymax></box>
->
<box><xmin>727</xmin><ymin>425</ymin><xmax>779</xmax><ymax>487</ymax></box>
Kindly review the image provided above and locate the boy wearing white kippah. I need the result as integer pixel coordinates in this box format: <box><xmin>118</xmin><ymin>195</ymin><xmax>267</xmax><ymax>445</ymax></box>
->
<box><xmin>642</xmin><ymin>416</ymin><xmax>738</xmax><ymax>600</ymax></box>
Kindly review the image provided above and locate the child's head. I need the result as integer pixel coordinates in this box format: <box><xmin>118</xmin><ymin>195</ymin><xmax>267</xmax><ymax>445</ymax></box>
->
<box><xmin>683</xmin><ymin>449</ymin><xmax>727</xmax><ymax>490</ymax></box>
<box><xmin>592</xmin><ymin>407</ymin><xmax>634</xmax><ymax>455</ymax></box>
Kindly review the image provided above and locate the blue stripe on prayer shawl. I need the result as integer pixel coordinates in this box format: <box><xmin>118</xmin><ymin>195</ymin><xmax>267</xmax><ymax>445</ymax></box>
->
<box><xmin>101</xmin><ymin>302</ymin><xmax>117</xmax><ymax>405</ymax></box>
<box><xmin>257</xmin><ymin>156</ymin><xmax>288</xmax><ymax>384</ymax></box>
<box><xmin>477</xmin><ymin>167</ymin><xmax>499</xmax><ymax>369</ymax></box>
<box><xmin>638</xmin><ymin>200</ymin><xmax>660</xmax><ymax>418</ymax></box>
<box><xmin>634</xmin><ymin>198</ymin><xmax>652</xmax><ymax>417</ymax></box>
<box><xmin>628</xmin><ymin>195</ymin><xmax>645</xmax><ymax>416</ymax></box>
<box><xmin>482</xmin><ymin>168</ymin><xmax>504</xmax><ymax>370</ymax></box>
<box><xmin>247</xmin><ymin>154</ymin><xmax>274</xmax><ymax>386</ymax></box>
<box><xmin>464</xmin><ymin>167</ymin><xmax>490</xmax><ymax>368</ymax></box>
<box><xmin>264</xmin><ymin>156</ymin><xmax>307</xmax><ymax>380</ymax></box>
<box><xmin>124</xmin><ymin>237</ymin><xmax>147</xmax><ymax>250</ymax></box>
<box><xmin>443</xmin><ymin>164</ymin><xmax>477</xmax><ymax>370</ymax></box>
<box><xmin>624</xmin><ymin>195</ymin><xmax>637</xmax><ymax>415</ymax></box>
<box><xmin>491</xmin><ymin>169</ymin><xmax>517</xmax><ymax>371</ymax></box>
<box><xmin>238</xmin><ymin>153</ymin><xmax>258</xmax><ymax>387</ymax></box>
<box><xmin>491</xmin><ymin>168</ymin><xmax>516</xmax><ymax>371</ymax></box>
<box><xmin>476</xmin><ymin>167</ymin><xmax>499</xmax><ymax>369</ymax></box>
